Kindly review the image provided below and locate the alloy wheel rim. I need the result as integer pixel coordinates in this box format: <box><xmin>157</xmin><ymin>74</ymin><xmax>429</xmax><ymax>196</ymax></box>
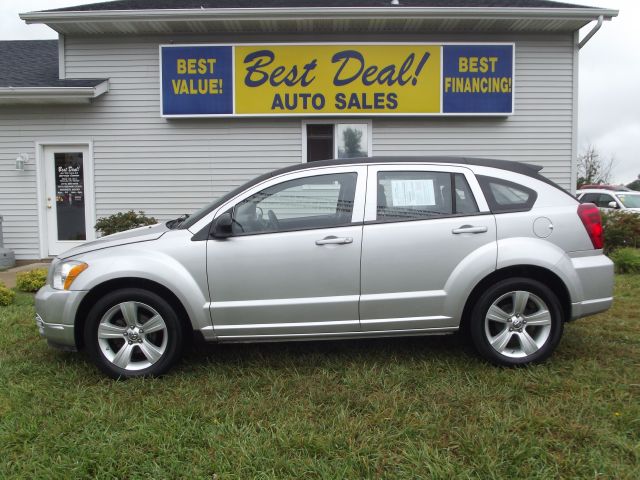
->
<box><xmin>484</xmin><ymin>290</ymin><xmax>552</xmax><ymax>359</ymax></box>
<box><xmin>97</xmin><ymin>301</ymin><xmax>168</xmax><ymax>371</ymax></box>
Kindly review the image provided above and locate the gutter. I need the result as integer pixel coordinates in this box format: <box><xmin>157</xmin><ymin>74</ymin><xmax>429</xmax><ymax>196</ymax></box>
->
<box><xmin>579</xmin><ymin>15</ymin><xmax>604</xmax><ymax>49</ymax></box>
<box><xmin>0</xmin><ymin>81</ymin><xmax>109</xmax><ymax>102</ymax></box>
<box><xmin>20</xmin><ymin>7</ymin><xmax>619</xmax><ymax>24</ymax></box>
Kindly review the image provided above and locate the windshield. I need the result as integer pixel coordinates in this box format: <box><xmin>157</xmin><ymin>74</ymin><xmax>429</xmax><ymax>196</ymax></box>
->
<box><xmin>179</xmin><ymin>170</ymin><xmax>279</xmax><ymax>230</ymax></box>
<box><xmin>617</xmin><ymin>194</ymin><xmax>640</xmax><ymax>208</ymax></box>
<box><xmin>178</xmin><ymin>185</ymin><xmax>245</xmax><ymax>230</ymax></box>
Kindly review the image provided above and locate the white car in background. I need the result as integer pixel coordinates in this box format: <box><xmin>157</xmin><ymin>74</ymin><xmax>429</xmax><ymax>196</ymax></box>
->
<box><xmin>577</xmin><ymin>186</ymin><xmax>640</xmax><ymax>213</ymax></box>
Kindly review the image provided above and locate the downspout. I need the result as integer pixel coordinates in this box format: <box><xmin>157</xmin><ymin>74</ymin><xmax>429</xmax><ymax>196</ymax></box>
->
<box><xmin>579</xmin><ymin>15</ymin><xmax>603</xmax><ymax>49</ymax></box>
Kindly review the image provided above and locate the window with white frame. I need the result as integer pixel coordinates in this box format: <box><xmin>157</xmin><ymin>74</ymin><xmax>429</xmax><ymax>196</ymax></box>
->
<box><xmin>304</xmin><ymin>121</ymin><xmax>371</xmax><ymax>162</ymax></box>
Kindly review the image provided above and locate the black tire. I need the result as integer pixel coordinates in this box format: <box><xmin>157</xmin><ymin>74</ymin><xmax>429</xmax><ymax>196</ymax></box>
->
<box><xmin>469</xmin><ymin>277</ymin><xmax>564</xmax><ymax>366</ymax></box>
<box><xmin>84</xmin><ymin>288</ymin><xmax>184</xmax><ymax>379</ymax></box>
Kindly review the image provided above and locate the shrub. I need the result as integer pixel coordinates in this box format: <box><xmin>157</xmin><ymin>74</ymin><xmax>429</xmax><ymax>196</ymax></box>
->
<box><xmin>0</xmin><ymin>282</ymin><xmax>15</xmax><ymax>306</ymax></box>
<box><xmin>601</xmin><ymin>211</ymin><xmax>640</xmax><ymax>254</ymax></box>
<box><xmin>609</xmin><ymin>247</ymin><xmax>640</xmax><ymax>274</ymax></box>
<box><xmin>16</xmin><ymin>268</ymin><xmax>48</xmax><ymax>292</ymax></box>
<box><xmin>94</xmin><ymin>210</ymin><xmax>157</xmax><ymax>236</ymax></box>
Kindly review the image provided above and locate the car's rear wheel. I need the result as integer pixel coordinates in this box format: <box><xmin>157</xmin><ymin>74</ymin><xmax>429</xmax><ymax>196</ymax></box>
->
<box><xmin>84</xmin><ymin>288</ymin><xmax>183</xmax><ymax>378</ymax></box>
<box><xmin>469</xmin><ymin>278</ymin><xmax>564</xmax><ymax>366</ymax></box>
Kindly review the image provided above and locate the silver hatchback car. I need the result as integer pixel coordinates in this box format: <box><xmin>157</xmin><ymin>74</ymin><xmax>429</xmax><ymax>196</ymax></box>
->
<box><xmin>35</xmin><ymin>157</ymin><xmax>614</xmax><ymax>378</ymax></box>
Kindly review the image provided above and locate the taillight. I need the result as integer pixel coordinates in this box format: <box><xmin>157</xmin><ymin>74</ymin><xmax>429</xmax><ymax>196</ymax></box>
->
<box><xmin>577</xmin><ymin>203</ymin><xmax>604</xmax><ymax>249</ymax></box>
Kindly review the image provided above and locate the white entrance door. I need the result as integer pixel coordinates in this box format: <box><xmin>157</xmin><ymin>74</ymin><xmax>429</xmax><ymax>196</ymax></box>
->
<box><xmin>43</xmin><ymin>145</ymin><xmax>94</xmax><ymax>256</ymax></box>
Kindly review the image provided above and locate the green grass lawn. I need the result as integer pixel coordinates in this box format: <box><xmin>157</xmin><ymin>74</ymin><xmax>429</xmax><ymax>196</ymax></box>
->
<box><xmin>1</xmin><ymin>277</ymin><xmax>638</xmax><ymax>479</ymax></box>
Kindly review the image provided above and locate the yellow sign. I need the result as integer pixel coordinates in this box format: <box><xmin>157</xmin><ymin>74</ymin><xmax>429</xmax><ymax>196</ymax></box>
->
<box><xmin>234</xmin><ymin>45</ymin><xmax>441</xmax><ymax>115</ymax></box>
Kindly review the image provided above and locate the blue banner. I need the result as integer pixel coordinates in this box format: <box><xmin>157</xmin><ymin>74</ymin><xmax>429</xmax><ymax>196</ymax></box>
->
<box><xmin>160</xmin><ymin>44</ymin><xmax>514</xmax><ymax>116</ymax></box>
<box><xmin>161</xmin><ymin>45</ymin><xmax>233</xmax><ymax>115</ymax></box>
<box><xmin>442</xmin><ymin>45</ymin><xmax>513</xmax><ymax>114</ymax></box>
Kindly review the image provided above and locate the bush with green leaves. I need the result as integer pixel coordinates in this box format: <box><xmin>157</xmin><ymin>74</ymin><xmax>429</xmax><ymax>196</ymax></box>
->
<box><xmin>94</xmin><ymin>210</ymin><xmax>157</xmax><ymax>236</ymax></box>
<box><xmin>601</xmin><ymin>210</ymin><xmax>640</xmax><ymax>254</ymax></box>
<box><xmin>16</xmin><ymin>268</ymin><xmax>48</xmax><ymax>293</ymax></box>
<box><xmin>609</xmin><ymin>247</ymin><xmax>640</xmax><ymax>274</ymax></box>
<box><xmin>0</xmin><ymin>282</ymin><xmax>15</xmax><ymax>306</ymax></box>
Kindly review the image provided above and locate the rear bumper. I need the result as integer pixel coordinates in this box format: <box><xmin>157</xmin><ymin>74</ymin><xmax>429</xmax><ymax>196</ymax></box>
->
<box><xmin>569</xmin><ymin>252</ymin><xmax>614</xmax><ymax>320</ymax></box>
<box><xmin>34</xmin><ymin>285</ymin><xmax>87</xmax><ymax>350</ymax></box>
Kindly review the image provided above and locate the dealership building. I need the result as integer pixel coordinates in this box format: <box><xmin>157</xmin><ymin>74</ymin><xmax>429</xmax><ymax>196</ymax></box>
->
<box><xmin>0</xmin><ymin>0</ymin><xmax>616</xmax><ymax>260</ymax></box>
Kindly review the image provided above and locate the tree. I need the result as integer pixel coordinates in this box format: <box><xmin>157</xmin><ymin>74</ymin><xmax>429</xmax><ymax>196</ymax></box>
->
<box><xmin>339</xmin><ymin>127</ymin><xmax>365</xmax><ymax>158</ymax></box>
<box><xmin>577</xmin><ymin>145</ymin><xmax>614</xmax><ymax>188</ymax></box>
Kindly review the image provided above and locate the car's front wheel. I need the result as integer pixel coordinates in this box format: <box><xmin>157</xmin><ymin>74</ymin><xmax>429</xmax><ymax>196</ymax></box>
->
<box><xmin>84</xmin><ymin>288</ymin><xmax>184</xmax><ymax>378</ymax></box>
<box><xmin>469</xmin><ymin>278</ymin><xmax>564</xmax><ymax>366</ymax></box>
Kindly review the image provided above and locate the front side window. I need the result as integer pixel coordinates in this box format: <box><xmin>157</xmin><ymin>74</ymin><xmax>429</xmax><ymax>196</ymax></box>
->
<box><xmin>377</xmin><ymin>171</ymin><xmax>479</xmax><ymax>221</ymax></box>
<box><xmin>232</xmin><ymin>173</ymin><xmax>357</xmax><ymax>235</ymax></box>
<box><xmin>579</xmin><ymin>193</ymin><xmax>599</xmax><ymax>204</ymax></box>
<box><xmin>595</xmin><ymin>194</ymin><xmax>616</xmax><ymax>208</ymax></box>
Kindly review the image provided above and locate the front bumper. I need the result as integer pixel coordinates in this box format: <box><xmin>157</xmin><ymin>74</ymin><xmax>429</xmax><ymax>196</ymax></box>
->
<box><xmin>570</xmin><ymin>252</ymin><xmax>615</xmax><ymax>320</ymax></box>
<box><xmin>34</xmin><ymin>285</ymin><xmax>88</xmax><ymax>350</ymax></box>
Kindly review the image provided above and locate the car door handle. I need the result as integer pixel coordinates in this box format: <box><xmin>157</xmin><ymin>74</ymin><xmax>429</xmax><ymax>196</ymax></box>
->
<box><xmin>315</xmin><ymin>236</ymin><xmax>353</xmax><ymax>245</ymax></box>
<box><xmin>452</xmin><ymin>225</ymin><xmax>488</xmax><ymax>234</ymax></box>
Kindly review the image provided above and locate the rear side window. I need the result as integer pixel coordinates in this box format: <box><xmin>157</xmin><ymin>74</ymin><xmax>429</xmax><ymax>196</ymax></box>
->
<box><xmin>478</xmin><ymin>175</ymin><xmax>537</xmax><ymax>213</ymax></box>
<box><xmin>377</xmin><ymin>171</ymin><xmax>479</xmax><ymax>221</ymax></box>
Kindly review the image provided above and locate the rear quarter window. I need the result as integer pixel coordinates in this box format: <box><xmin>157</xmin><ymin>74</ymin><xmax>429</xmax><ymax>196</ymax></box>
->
<box><xmin>478</xmin><ymin>175</ymin><xmax>537</xmax><ymax>213</ymax></box>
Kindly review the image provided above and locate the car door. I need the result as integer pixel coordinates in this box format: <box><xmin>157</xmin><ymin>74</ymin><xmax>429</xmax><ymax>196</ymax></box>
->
<box><xmin>206</xmin><ymin>166</ymin><xmax>366</xmax><ymax>338</ymax></box>
<box><xmin>359</xmin><ymin>164</ymin><xmax>496</xmax><ymax>331</ymax></box>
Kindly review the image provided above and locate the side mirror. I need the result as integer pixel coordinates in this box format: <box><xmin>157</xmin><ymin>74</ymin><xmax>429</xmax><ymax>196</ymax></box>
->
<box><xmin>607</xmin><ymin>201</ymin><xmax>619</xmax><ymax>209</ymax></box>
<box><xmin>211</xmin><ymin>212</ymin><xmax>233</xmax><ymax>238</ymax></box>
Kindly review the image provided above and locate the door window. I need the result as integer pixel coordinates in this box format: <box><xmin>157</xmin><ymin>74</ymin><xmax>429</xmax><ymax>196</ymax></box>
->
<box><xmin>377</xmin><ymin>171</ymin><xmax>479</xmax><ymax>221</ymax></box>
<box><xmin>232</xmin><ymin>173</ymin><xmax>357</xmax><ymax>234</ymax></box>
<box><xmin>580</xmin><ymin>193</ymin><xmax>616</xmax><ymax>208</ymax></box>
<box><xmin>454</xmin><ymin>173</ymin><xmax>480</xmax><ymax>214</ymax></box>
<box><xmin>54</xmin><ymin>152</ymin><xmax>86</xmax><ymax>241</ymax></box>
<box><xmin>579</xmin><ymin>193</ymin><xmax>599</xmax><ymax>204</ymax></box>
<box><xmin>595</xmin><ymin>194</ymin><xmax>616</xmax><ymax>208</ymax></box>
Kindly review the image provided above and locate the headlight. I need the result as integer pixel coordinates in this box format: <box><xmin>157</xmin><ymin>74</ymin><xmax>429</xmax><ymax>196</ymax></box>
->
<box><xmin>52</xmin><ymin>260</ymin><xmax>88</xmax><ymax>290</ymax></box>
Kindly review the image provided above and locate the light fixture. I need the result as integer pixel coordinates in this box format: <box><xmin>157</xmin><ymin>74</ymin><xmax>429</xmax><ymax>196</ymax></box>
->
<box><xmin>15</xmin><ymin>153</ymin><xmax>28</xmax><ymax>171</ymax></box>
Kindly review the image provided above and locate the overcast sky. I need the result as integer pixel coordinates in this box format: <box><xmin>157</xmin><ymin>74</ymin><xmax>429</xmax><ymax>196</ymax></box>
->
<box><xmin>1</xmin><ymin>0</ymin><xmax>637</xmax><ymax>183</ymax></box>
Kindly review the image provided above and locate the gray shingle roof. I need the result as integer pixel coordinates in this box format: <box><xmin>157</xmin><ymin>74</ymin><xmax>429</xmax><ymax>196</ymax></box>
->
<box><xmin>46</xmin><ymin>0</ymin><xmax>592</xmax><ymax>13</ymax></box>
<box><xmin>0</xmin><ymin>40</ymin><xmax>106</xmax><ymax>88</ymax></box>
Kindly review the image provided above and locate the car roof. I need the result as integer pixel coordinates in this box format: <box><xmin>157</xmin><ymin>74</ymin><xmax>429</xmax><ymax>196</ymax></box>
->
<box><xmin>242</xmin><ymin>155</ymin><xmax>567</xmax><ymax>194</ymax></box>
<box><xmin>578</xmin><ymin>184</ymin><xmax>633</xmax><ymax>191</ymax></box>
<box><xmin>578</xmin><ymin>188</ymin><xmax>639</xmax><ymax>194</ymax></box>
<box><xmin>276</xmin><ymin>155</ymin><xmax>543</xmax><ymax>177</ymax></box>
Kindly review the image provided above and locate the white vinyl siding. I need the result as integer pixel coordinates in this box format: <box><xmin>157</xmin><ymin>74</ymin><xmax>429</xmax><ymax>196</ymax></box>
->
<box><xmin>0</xmin><ymin>33</ymin><xmax>576</xmax><ymax>259</ymax></box>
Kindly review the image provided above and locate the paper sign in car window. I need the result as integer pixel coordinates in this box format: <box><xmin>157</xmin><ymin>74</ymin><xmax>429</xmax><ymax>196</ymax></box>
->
<box><xmin>391</xmin><ymin>179</ymin><xmax>435</xmax><ymax>206</ymax></box>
